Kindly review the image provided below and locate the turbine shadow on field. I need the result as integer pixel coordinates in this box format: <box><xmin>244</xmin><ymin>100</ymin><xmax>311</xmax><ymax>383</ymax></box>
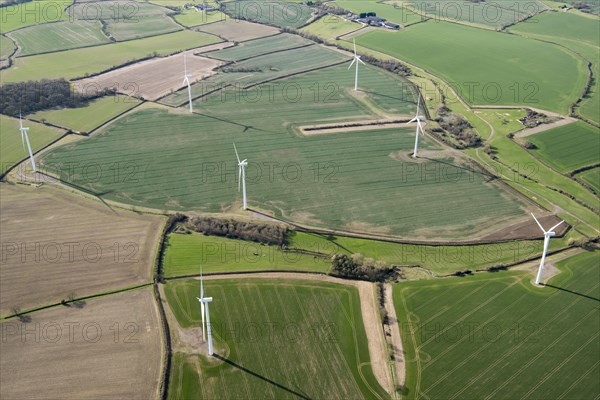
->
<box><xmin>214</xmin><ymin>354</ymin><xmax>312</xmax><ymax>399</ymax></box>
<box><xmin>192</xmin><ymin>111</ymin><xmax>274</xmax><ymax>134</ymax></box>
<box><xmin>543</xmin><ymin>284</ymin><xmax>600</xmax><ymax>302</ymax></box>
<box><xmin>40</xmin><ymin>172</ymin><xmax>117</xmax><ymax>213</ymax></box>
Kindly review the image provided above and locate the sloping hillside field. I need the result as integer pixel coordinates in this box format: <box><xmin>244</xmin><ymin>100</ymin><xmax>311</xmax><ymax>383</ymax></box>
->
<box><xmin>40</xmin><ymin>61</ymin><xmax>532</xmax><ymax>239</ymax></box>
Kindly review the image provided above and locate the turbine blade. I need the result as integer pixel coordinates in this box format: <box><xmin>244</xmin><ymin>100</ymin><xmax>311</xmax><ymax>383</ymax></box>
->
<box><xmin>238</xmin><ymin>166</ymin><xmax>242</xmax><ymax>192</ymax></box>
<box><xmin>408</xmin><ymin>117</ymin><xmax>416</xmax><ymax>124</ymax></box>
<box><xmin>200</xmin><ymin>265</ymin><xmax>204</xmax><ymax>298</ymax></box>
<box><xmin>184</xmin><ymin>53</ymin><xmax>187</xmax><ymax>76</ymax></box>
<box><xmin>531</xmin><ymin>213</ymin><xmax>545</xmax><ymax>232</ymax></box>
<box><xmin>416</xmin><ymin>95</ymin><xmax>421</xmax><ymax>115</ymax></box>
<box><xmin>358</xmin><ymin>58</ymin><xmax>365</xmax><ymax>65</ymax></box>
<box><xmin>233</xmin><ymin>143</ymin><xmax>241</xmax><ymax>163</ymax></box>
<box><xmin>549</xmin><ymin>220</ymin><xmax>565</xmax><ymax>232</ymax></box>
<box><xmin>348</xmin><ymin>58</ymin><xmax>356</xmax><ymax>69</ymax></box>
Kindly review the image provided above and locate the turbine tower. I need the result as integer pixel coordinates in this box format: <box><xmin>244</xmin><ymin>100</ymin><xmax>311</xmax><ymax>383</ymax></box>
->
<box><xmin>407</xmin><ymin>96</ymin><xmax>425</xmax><ymax>158</ymax></box>
<box><xmin>19</xmin><ymin>113</ymin><xmax>37</xmax><ymax>173</ymax></box>
<box><xmin>183</xmin><ymin>54</ymin><xmax>193</xmax><ymax>113</ymax></box>
<box><xmin>200</xmin><ymin>266</ymin><xmax>206</xmax><ymax>341</ymax></box>
<box><xmin>233</xmin><ymin>143</ymin><xmax>248</xmax><ymax>210</ymax></box>
<box><xmin>197</xmin><ymin>274</ymin><xmax>214</xmax><ymax>356</ymax></box>
<box><xmin>348</xmin><ymin>39</ymin><xmax>365</xmax><ymax>91</ymax></box>
<box><xmin>531</xmin><ymin>213</ymin><xmax>564</xmax><ymax>285</ymax></box>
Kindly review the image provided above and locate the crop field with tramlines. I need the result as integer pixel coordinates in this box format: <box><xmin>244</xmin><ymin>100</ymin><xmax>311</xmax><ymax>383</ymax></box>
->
<box><xmin>527</xmin><ymin>121</ymin><xmax>600</xmax><ymax>173</ymax></box>
<box><xmin>1</xmin><ymin>0</ymin><xmax>598</xmax><ymax>399</ymax></box>
<box><xmin>40</xmin><ymin>57</ymin><xmax>537</xmax><ymax>240</ymax></box>
<box><xmin>394</xmin><ymin>251</ymin><xmax>600</xmax><ymax>400</ymax></box>
<box><xmin>164</xmin><ymin>278</ymin><xmax>389</xmax><ymax>399</ymax></box>
<box><xmin>355</xmin><ymin>20</ymin><xmax>588</xmax><ymax>114</ymax></box>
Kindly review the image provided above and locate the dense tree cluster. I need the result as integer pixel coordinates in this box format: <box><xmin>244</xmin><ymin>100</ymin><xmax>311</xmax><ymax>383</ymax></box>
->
<box><xmin>330</xmin><ymin>253</ymin><xmax>399</xmax><ymax>282</ymax></box>
<box><xmin>0</xmin><ymin>78</ymin><xmax>112</xmax><ymax>116</ymax></box>
<box><xmin>436</xmin><ymin>112</ymin><xmax>482</xmax><ymax>148</ymax></box>
<box><xmin>519</xmin><ymin>109</ymin><xmax>555</xmax><ymax>128</ymax></box>
<box><xmin>187</xmin><ymin>216</ymin><xmax>288</xmax><ymax>246</ymax></box>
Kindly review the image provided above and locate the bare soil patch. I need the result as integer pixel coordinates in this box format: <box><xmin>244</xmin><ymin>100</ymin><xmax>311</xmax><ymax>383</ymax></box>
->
<box><xmin>0</xmin><ymin>288</ymin><xmax>162</xmax><ymax>400</ymax></box>
<box><xmin>73</xmin><ymin>48</ymin><xmax>225</xmax><ymax>101</ymax></box>
<box><xmin>0</xmin><ymin>183</ymin><xmax>164</xmax><ymax>316</ymax></box>
<box><xmin>481</xmin><ymin>214</ymin><xmax>568</xmax><ymax>241</ymax></box>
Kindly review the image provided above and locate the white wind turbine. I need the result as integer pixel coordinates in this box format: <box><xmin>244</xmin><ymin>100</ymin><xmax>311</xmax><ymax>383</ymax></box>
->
<box><xmin>19</xmin><ymin>113</ymin><xmax>36</xmax><ymax>173</ymax></box>
<box><xmin>348</xmin><ymin>39</ymin><xmax>365</xmax><ymax>91</ymax></box>
<box><xmin>197</xmin><ymin>272</ymin><xmax>214</xmax><ymax>356</ymax></box>
<box><xmin>233</xmin><ymin>143</ymin><xmax>248</xmax><ymax>210</ymax></box>
<box><xmin>407</xmin><ymin>96</ymin><xmax>425</xmax><ymax>158</ymax></box>
<box><xmin>183</xmin><ymin>54</ymin><xmax>193</xmax><ymax>113</ymax></box>
<box><xmin>531</xmin><ymin>213</ymin><xmax>564</xmax><ymax>285</ymax></box>
<box><xmin>199</xmin><ymin>266</ymin><xmax>206</xmax><ymax>341</ymax></box>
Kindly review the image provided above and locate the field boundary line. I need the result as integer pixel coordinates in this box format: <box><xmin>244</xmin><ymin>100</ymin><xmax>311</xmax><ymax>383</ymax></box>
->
<box><xmin>207</xmin><ymin>42</ymin><xmax>315</xmax><ymax>63</ymax></box>
<box><xmin>0</xmin><ymin>282</ymin><xmax>152</xmax><ymax>320</ymax></box>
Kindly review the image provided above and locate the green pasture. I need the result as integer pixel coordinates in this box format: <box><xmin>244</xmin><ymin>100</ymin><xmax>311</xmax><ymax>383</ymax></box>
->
<box><xmin>68</xmin><ymin>0</ymin><xmax>172</xmax><ymax>20</ymax></box>
<box><xmin>288</xmin><ymin>231</ymin><xmax>571</xmax><ymax>276</ymax></box>
<box><xmin>104</xmin><ymin>14</ymin><xmax>182</xmax><ymax>41</ymax></box>
<box><xmin>394</xmin><ymin>250</ymin><xmax>600</xmax><ymax>399</ymax></box>
<box><xmin>163</xmin><ymin>232</ymin><xmax>330</xmax><ymax>277</ymax></box>
<box><xmin>8</xmin><ymin>20</ymin><xmax>110</xmax><ymax>56</ymax></box>
<box><xmin>469</xmin><ymin>109</ymin><xmax>600</xmax><ymax>236</ymax></box>
<box><xmin>0</xmin><ymin>30</ymin><xmax>221</xmax><ymax>82</ymax></box>
<box><xmin>527</xmin><ymin>121</ymin><xmax>600</xmax><ymax>173</ymax></box>
<box><xmin>165</xmin><ymin>278</ymin><xmax>389</xmax><ymax>399</ymax></box>
<box><xmin>576</xmin><ymin>167</ymin><xmax>600</xmax><ymax>193</ymax></box>
<box><xmin>28</xmin><ymin>95</ymin><xmax>141</xmax><ymax>133</ymax></box>
<box><xmin>0</xmin><ymin>114</ymin><xmax>65</xmax><ymax>175</ymax></box>
<box><xmin>206</xmin><ymin>33</ymin><xmax>312</xmax><ymax>62</ymax></box>
<box><xmin>355</xmin><ymin>20</ymin><xmax>588</xmax><ymax>114</ymax></box>
<box><xmin>0</xmin><ymin>0</ymin><xmax>69</xmax><ymax>33</ymax></box>
<box><xmin>510</xmin><ymin>11</ymin><xmax>600</xmax><ymax>124</ymax></box>
<box><xmin>300</xmin><ymin>14</ymin><xmax>361</xmax><ymax>41</ymax></box>
<box><xmin>222</xmin><ymin>0</ymin><xmax>313</xmax><ymax>28</ymax></box>
<box><xmin>0</xmin><ymin>34</ymin><xmax>16</xmax><ymax>59</ymax></box>
<box><xmin>174</xmin><ymin>9</ymin><xmax>225</xmax><ymax>27</ymax></box>
<box><xmin>402</xmin><ymin>0</ymin><xmax>548</xmax><ymax>28</ymax></box>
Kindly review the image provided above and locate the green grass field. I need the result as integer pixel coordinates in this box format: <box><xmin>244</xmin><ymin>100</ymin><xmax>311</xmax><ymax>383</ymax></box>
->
<box><xmin>174</xmin><ymin>9</ymin><xmax>226</xmax><ymax>27</ymax></box>
<box><xmin>288</xmin><ymin>231</ymin><xmax>571</xmax><ymax>276</ymax></box>
<box><xmin>527</xmin><ymin>121</ymin><xmax>600</xmax><ymax>173</ymax></box>
<box><xmin>510</xmin><ymin>11</ymin><xmax>600</xmax><ymax>124</ymax></box>
<box><xmin>40</xmin><ymin>61</ymin><xmax>535</xmax><ymax>239</ymax></box>
<box><xmin>0</xmin><ymin>34</ymin><xmax>16</xmax><ymax>59</ymax></box>
<box><xmin>576</xmin><ymin>167</ymin><xmax>600</xmax><ymax>193</ymax></box>
<box><xmin>163</xmin><ymin>232</ymin><xmax>330</xmax><ymax>276</ymax></box>
<box><xmin>355</xmin><ymin>20</ymin><xmax>588</xmax><ymax>114</ymax></box>
<box><xmin>68</xmin><ymin>0</ymin><xmax>173</xmax><ymax>20</ymax></box>
<box><xmin>28</xmin><ymin>95</ymin><xmax>141</xmax><ymax>133</ymax></box>
<box><xmin>104</xmin><ymin>14</ymin><xmax>182</xmax><ymax>41</ymax></box>
<box><xmin>332</xmin><ymin>0</ymin><xmax>422</xmax><ymax>25</ymax></box>
<box><xmin>222</xmin><ymin>0</ymin><xmax>313</xmax><ymax>28</ymax></box>
<box><xmin>394</xmin><ymin>250</ymin><xmax>600</xmax><ymax>399</ymax></box>
<box><xmin>403</xmin><ymin>0</ymin><xmax>548</xmax><ymax>28</ymax></box>
<box><xmin>0</xmin><ymin>114</ymin><xmax>65</xmax><ymax>175</ymax></box>
<box><xmin>8</xmin><ymin>20</ymin><xmax>110</xmax><ymax>56</ymax></box>
<box><xmin>165</xmin><ymin>278</ymin><xmax>389</xmax><ymax>399</ymax></box>
<box><xmin>0</xmin><ymin>30</ymin><xmax>221</xmax><ymax>82</ymax></box>
<box><xmin>0</xmin><ymin>0</ymin><xmax>69</xmax><ymax>33</ymax></box>
<box><xmin>468</xmin><ymin>109</ymin><xmax>600</xmax><ymax>237</ymax></box>
<box><xmin>300</xmin><ymin>14</ymin><xmax>362</xmax><ymax>41</ymax></box>
<box><xmin>206</xmin><ymin>33</ymin><xmax>313</xmax><ymax>62</ymax></box>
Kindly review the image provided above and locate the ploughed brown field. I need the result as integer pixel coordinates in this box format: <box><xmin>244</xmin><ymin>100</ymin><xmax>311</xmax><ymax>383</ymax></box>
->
<box><xmin>0</xmin><ymin>288</ymin><xmax>162</xmax><ymax>400</ymax></box>
<box><xmin>0</xmin><ymin>183</ymin><xmax>164</xmax><ymax>316</ymax></box>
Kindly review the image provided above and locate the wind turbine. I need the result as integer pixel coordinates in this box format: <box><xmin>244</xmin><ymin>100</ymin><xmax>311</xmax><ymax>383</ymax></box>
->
<box><xmin>407</xmin><ymin>96</ymin><xmax>425</xmax><ymax>158</ymax></box>
<box><xmin>348</xmin><ymin>39</ymin><xmax>365</xmax><ymax>91</ymax></box>
<box><xmin>19</xmin><ymin>113</ymin><xmax>36</xmax><ymax>173</ymax></box>
<box><xmin>199</xmin><ymin>266</ymin><xmax>206</xmax><ymax>341</ymax></box>
<box><xmin>531</xmin><ymin>213</ymin><xmax>564</xmax><ymax>285</ymax></box>
<box><xmin>233</xmin><ymin>143</ymin><xmax>248</xmax><ymax>210</ymax></box>
<box><xmin>183</xmin><ymin>54</ymin><xmax>193</xmax><ymax>113</ymax></box>
<box><xmin>197</xmin><ymin>274</ymin><xmax>214</xmax><ymax>356</ymax></box>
